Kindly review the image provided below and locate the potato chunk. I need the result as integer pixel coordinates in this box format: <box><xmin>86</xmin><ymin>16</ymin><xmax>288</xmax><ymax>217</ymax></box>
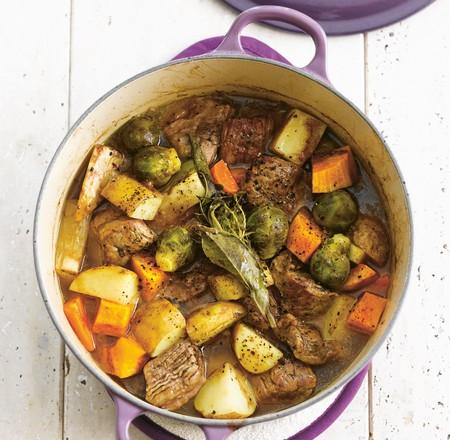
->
<box><xmin>270</xmin><ymin>109</ymin><xmax>326</xmax><ymax>165</ymax></box>
<box><xmin>232</xmin><ymin>322</ymin><xmax>283</xmax><ymax>374</ymax></box>
<box><xmin>186</xmin><ymin>301</ymin><xmax>246</xmax><ymax>345</ymax></box>
<box><xmin>208</xmin><ymin>274</ymin><xmax>248</xmax><ymax>301</ymax></box>
<box><xmin>69</xmin><ymin>265</ymin><xmax>139</xmax><ymax>304</ymax></box>
<box><xmin>101</xmin><ymin>174</ymin><xmax>162</xmax><ymax>220</ymax></box>
<box><xmin>132</xmin><ymin>299</ymin><xmax>186</xmax><ymax>357</ymax></box>
<box><xmin>194</xmin><ymin>362</ymin><xmax>256</xmax><ymax>419</ymax></box>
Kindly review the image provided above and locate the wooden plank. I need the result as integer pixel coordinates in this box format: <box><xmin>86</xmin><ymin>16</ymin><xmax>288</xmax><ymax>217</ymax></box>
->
<box><xmin>64</xmin><ymin>1</ymin><xmax>367</xmax><ymax>439</ymax></box>
<box><xmin>366</xmin><ymin>1</ymin><xmax>450</xmax><ymax>439</ymax></box>
<box><xmin>0</xmin><ymin>0</ymin><xmax>70</xmax><ymax>438</ymax></box>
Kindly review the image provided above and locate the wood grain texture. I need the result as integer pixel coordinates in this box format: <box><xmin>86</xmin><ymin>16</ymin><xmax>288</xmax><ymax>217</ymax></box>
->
<box><xmin>0</xmin><ymin>0</ymin><xmax>70</xmax><ymax>438</ymax></box>
<box><xmin>63</xmin><ymin>1</ymin><xmax>367</xmax><ymax>439</ymax></box>
<box><xmin>366</xmin><ymin>0</ymin><xmax>450</xmax><ymax>438</ymax></box>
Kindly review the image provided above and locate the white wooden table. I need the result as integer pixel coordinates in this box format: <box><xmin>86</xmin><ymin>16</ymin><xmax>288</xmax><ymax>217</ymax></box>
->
<box><xmin>1</xmin><ymin>1</ymin><xmax>449</xmax><ymax>438</ymax></box>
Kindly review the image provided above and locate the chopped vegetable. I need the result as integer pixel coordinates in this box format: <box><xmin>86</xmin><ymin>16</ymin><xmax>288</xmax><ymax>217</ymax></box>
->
<box><xmin>120</xmin><ymin>115</ymin><xmax>161</xmax><ymax>151</ymax></box>
<box><xmin>132</xmin><ymin>299</ymin><xmax>186</xmax><ymax>357</ymax></box>
<box><xmin>133</xmin><ymin>146</ymin><xmax>181</xmax><ymax>187</ymax></box>
<box><xmin>69</xmin><ymin>265</ymin><xmax>139</xmax><ymax>305</ymax></box>
<box><xmin>92</xmin><ymin>299</ymin><xmax>134</xmax><ymax>337</ymax></box>
<box><xmin>232</xmin><ymin>322</ymin><xmax>283</xmax><ymax>374</ymax></box>
<box><xmin>230</xmin><ymin>167</ymin><xmax>248</xmax><ymax>188</ymax></box>
<box><xmin>349</xmin><ymin>214</ymin><xmax>390</xmax><ymax>267</ymax></box>
<box><xmin>63</xmin><ymin>296</ymin><xmax>95</xmax><ymax>352</ymax></box>
<box><xmin>270</xmin><ymin>108</ymin><xmax>326</xmax><ymax>165</ymax></box>
<box><xmin>210</xmin><ymin>160</ymin><xmax>239</xmax><ymax>194</ymax></box>
<box><xmin>208</xmin><ymin>274</ymin><xmax>248</xmax><ymax>301</ymax></box>
<box><xmin>347</xmin><ymin>292</ymin><xmax>388</xmax><ymax>335</ymax></box>
<box><xmin>155</xmin><ymin>171</ymin><xmax>205</xmax><ymax>224</ymax></box>
<box><xmin>107</xmin><ymin>337</ymin><xmax>148</xmax><ymax>378</ymax></box>
<box><xmin>365</xmin><ymin>273</ymin><xmax>390</xmax><ymax>296</ymax></box>
<box><xmin>287</xmin><ymin>207</ymin><xmax>325</xmax><ymax>263</ymax></box>
<box><xmin>247</xmin><ymin>205</ymin><xmax>289</xmax><ymax>259</ymax></box>
<box><xmin>341</xmin><ymin>264</ymin><xmax>378</xmax><ymax>292</ymax></box>
<box><xmin>312</xmin><ymin>146</ymin><xmax>359</xmax><ymax>193</ymax></box>
<box><xmin>155</xmin><ymin>226</ymin><xmax>195</xmax><ymax>272</ymax></box>
<box><xmin>322</xmin><ymin>295</ymin><xmax>357</xmax><ymax>341</ymax></box>
<box><xmin>130</xmin><ymin>254</ymin><xmax>169</xmax><ymax>301</ymax></box>
<box><xmin>312</xmin><ymin>190</ymin><xmax>358</xmax><ymax>232</ymax></box>
<box><xmin>186</xmin><ymin>301</ymin><xmax>246</xmax><ymax>345</ymax></box>
<box><xmin>101</xmin><ymin>174</ymin><xmax>162</xmax><ymax>220</ymax></box>
<box><xmin>310</xmin><ymin>234</ymin><xmax>351</xmax><ymax>289</ymax></box>
<box><xmin>56</xmin><ymin>200</ymin><xmax>90</xmax><ymax>276</ymax></box>
<box><xmin>76</xmin><ymin>145</ymin><xmax>124</xmax><ymax>220</ymax></box>
<box><xmin>349</xmin><ymin>243</ymin><xmax>366</xmax><ymax>264</ymax></box>
<box><xmin>194</xmin><ymin>362</ymin><xmax>256</xmax><ymax>419</ymax></box>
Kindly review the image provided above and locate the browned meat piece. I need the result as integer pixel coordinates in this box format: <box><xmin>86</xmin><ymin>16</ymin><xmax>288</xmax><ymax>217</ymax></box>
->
<box><xmin>143</xmin><ymin>339</ymin><xmax>206</xmax><ymax>410</ymax></box>
<box><xmin>271</xmin><ymin>251</ymin><xmax>336</xmax><ymax>319</ymax></box>
<box><xmin>241</xmin><ymin>293</ymin><xmax>280</xmax><ymax>332</ymax></box>
<box><xmin>159</xmin><ymin>268</ymin><xmax>208</xmax><ymax>303</ymax></box>
<box><xmin>92</xmin><ymin>208</ymin><xmax>156</xmax><ymax>266</ymax></box>
<box><xmin>220</xmin><ymin>116</ymin><xmax>274</xmax><ymax>165</ymax></box>
<box><xmin>161</xmin><ymin>96</ymin><xmax>234</xmax><ymax>161</ymax></box>
<box><xmin>245</xmin><ymin>156</ymin><xmax>300</xmax><ymax>213</ymax></box>
<box><xmin>250</xmin><ymin>358</ymin><xmax>316</xmax><ymax>404</ymax></box>
<box><xmin>276</xmin><ymin>314</ymin><xmax>339</xmax><ymax>365</ymax></box>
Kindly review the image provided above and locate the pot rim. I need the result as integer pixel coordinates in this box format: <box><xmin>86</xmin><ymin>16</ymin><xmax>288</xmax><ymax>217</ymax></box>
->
<box><xmin>33</xmin><ymin>53</ymin><xmax>414</xmax><ymax>427</ymax></box>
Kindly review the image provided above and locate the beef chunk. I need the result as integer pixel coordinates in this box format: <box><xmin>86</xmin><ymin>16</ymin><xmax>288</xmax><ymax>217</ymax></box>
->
<box><xmin>271</xmin><ymin>251</ymin><xmax>336</xmax><ymax>319</ymax></box>
<box><xmin>143</xmin><ymin>340</ymin><xmax>206</xmax><ymax>410</ymax></box>
<box><xmin>161</xmin><ymin>96</ymin><xmax>234</xmax><ymax>161</ymax></box>
<box><xmin>159</xmin><ymin>267</ymin><xmax>209</xmax><ymax>303</ymax></box>
<box><xmin>221</xmin><ymin>116</ymin><xmax>274</xmax><ymax>165</ymax></box>
<box><xmin>250</xmin><ymin>358</ymin><xmax>316</xmax><ymax>404</ymax></box>
<box><xmin>276</xmin><ymin>314</ymin><xmax>339</xmax><ymax>365</ymax></box>
<box><xmin>241</xmin><ymin>293</ymin><xmax>280</xmax><ymax>332</ymax></box>
<box><xmin>245</xmin><ymin>156</ymin><xmax>300</xmax><ymax>213</ymax></box>
<box><xmin>92</xmin><ymin>208</ymin><xmax>156</xmax><ymax>266</ymax></box>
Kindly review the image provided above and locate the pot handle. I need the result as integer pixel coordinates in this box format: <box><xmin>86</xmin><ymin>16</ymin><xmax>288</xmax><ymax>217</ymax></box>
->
<box><xmin>214</xmin><ymin>6</ymin><xmax>329</xmax><ymax>83</ymax></box>
<box><xmin>112</xmin><ymin>393</ymin><xmax>145</xmax><ymax>440</ymax></box>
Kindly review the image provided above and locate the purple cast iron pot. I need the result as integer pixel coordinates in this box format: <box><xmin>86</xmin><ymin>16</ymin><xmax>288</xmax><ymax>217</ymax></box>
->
<box><xmin>34</xmin><ymin>6</ymin><xmax>412</xmax><ymax>440</ymax></box>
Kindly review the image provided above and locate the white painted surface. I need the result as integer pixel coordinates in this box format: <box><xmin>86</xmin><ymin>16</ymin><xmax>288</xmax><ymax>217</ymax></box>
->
<box><xmin>0</xmin><ymin>0</ymin><xmax>448</xmax><ymax>439</ymax></box>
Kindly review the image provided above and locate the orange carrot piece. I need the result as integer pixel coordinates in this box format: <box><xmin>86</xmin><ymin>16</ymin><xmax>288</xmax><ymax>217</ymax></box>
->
<box><xmin>287</xmin><ymin>207</ymin><xmax>325</xmax><ymax>263</ymax></box>
<box><xmin>312</xmin><ymin>146</ymin><xmax>359</xmax><ymax>193</ymax></box>
<box><xmin>131</xmin><ymin>254</ymin><xmax>169</xmax><ymax>301</ymax></box>
<box><xmin>95</xmin><ymin>342</ymin><xmax>114</xmax><ymax>375</ymax></box>
<box><xmin>230</xmin><ymin>167</ymin><xmax>248</xmax><ymax>189</ymax></box>
<box><xmin>108</xmin><ymin>337</ymin><xmax>148</xmax><ymax>379</ymax></box>
<box><xmin>365</xmin><ymin>273</ymin><xmax>390</xmax><ymax>297</ymax></box>
<box><xmin>342</xmin><ymin>264</ymin><xmax>379</xmax><ymax>292</ymax></box>
<box><xmin>92</xmin><ymin>299</ymin><xmax>134</xmax><ymax>337</ymax></box>
<box><xmin>63</xmin><ymin>296</ymin><xmax>96</xmax><ymax>352</ymax></box>
<box><xmin>347</xmin><ymin>292</ymin><xmax>387</xmax><ymax>335</ymax></box>
<box><xmin>210</xmin><ymin>160</ymin><xmax>239</xmax><ymax>194</ymax></box>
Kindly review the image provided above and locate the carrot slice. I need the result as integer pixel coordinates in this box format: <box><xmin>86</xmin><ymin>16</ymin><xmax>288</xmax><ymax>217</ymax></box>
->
<box><xmin>210</xmin><ymin>160</ymin><xmax>239</xmax><ymax>194</ymax></box>
<box><xmin>131</xmin><ymin>254</ymin><xmax>169</xmax><ymax>301</ymax></box>
<box><xmin>287</xmin><ymin>207</ymin><xmax>325</xmax><ymax>263</ymax></box>
<box><xmin>92</xmin><ymin>299</ymin><xmax>134</xmax><ymax>337</ymax></box>
<box><xmin>108</xmin><ymin>337</ymin><xmax>148</xmax><ymax>379</ymax></box>
<box><xmin>347</xmin><ymin>292</ymin><xmax>387</xmax><ymax>335</ymax></box>
<box><xmin>63</xmin><ymin>296</ymin><xmax>96</xmax><ymax>352</ymax></box>
<box><xmin>312</xmin><ymin>146</ymin><xmax>359</xmax><ymax>193</ymax></box>
<box><xmin>342</xmin><ymin>264</ymin><xmax>379</xmax><ymax>292</ymax></box>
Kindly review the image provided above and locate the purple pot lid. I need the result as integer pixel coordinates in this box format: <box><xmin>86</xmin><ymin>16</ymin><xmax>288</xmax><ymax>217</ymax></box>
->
<box><xmin>222</xmin><ymin>0</ymin><xmax>435</xmax><ymax>35</ymax></box>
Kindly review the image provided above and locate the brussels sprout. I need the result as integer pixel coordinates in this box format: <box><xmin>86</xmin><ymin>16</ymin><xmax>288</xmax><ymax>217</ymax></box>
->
<box><xmin>312</xmin><ymin>190</ymin><xmax>358</xmax><ymax>232</ymax></box>
<box><xmin>310</xmin><ymin>234</ymin><xmax>351</xmax><ymax>289</ymax></box>
<box><xmin>133</xmin><ymin>146</ymin><xmax>181</xmax><ymax>187</ymax></box>
<box><xmin>121</xmin><ymin>116</ymin><xmax>161</xmax><ymax>151</ymax></box>
<box><xmin>247</xmin><ymin>205</ymin><xmax>289</xmax><ymax>259</ymax></box>
<box><xmin>156</xmin><ymin>226</ymin><xmax>195</xmax><ymax>272</ymax></box>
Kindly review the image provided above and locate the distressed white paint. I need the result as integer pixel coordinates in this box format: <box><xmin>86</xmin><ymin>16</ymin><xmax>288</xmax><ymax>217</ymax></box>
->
<box><xmin>2</xmin><ymin>0</ymin><xmax>448</xmax><ymax>439</ymax></box>
<box><xmin>0</xmin><ymin>0</ymin><xmax>70</xmax><ymax>438</ymax></box>
<box><xmin>366</xmin><ymin>1</ymin><xmax>450</xmax><ymax>438</ymax></box>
